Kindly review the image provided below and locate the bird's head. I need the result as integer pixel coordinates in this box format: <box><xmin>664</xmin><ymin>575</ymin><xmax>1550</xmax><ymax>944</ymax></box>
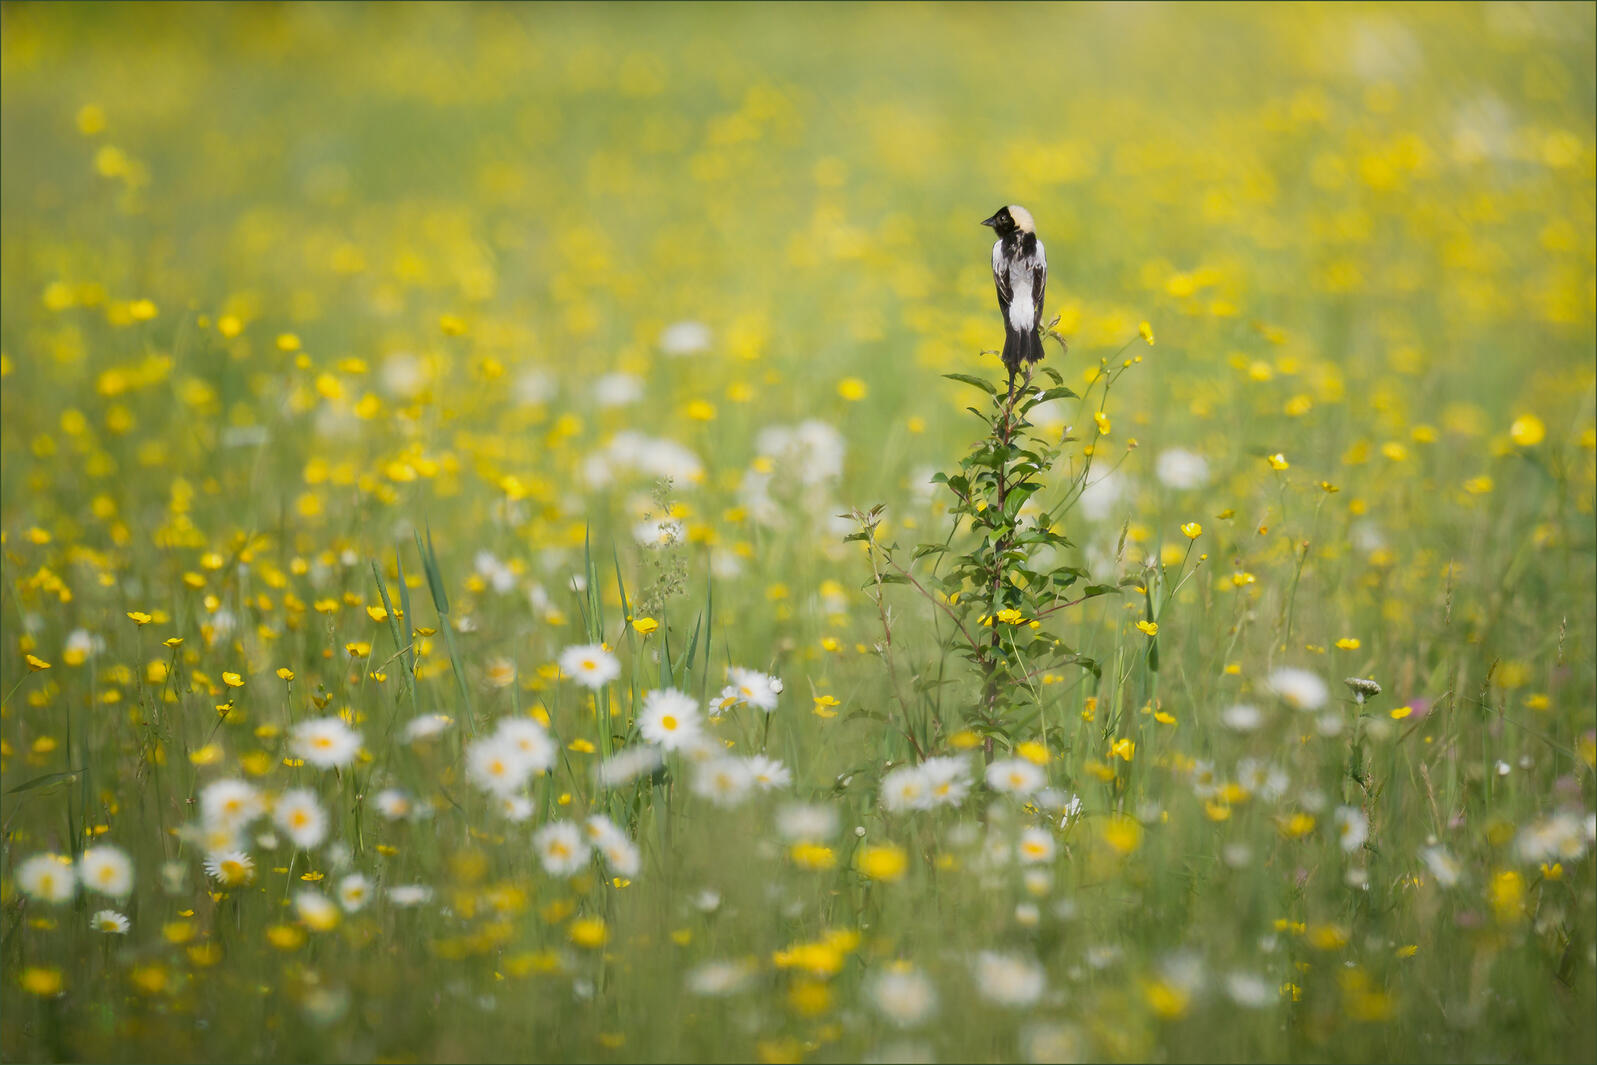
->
<box><xmin>981</xmin><ymin>204</ymin><xmax>1035</xmax><ymax>236</ymax></box>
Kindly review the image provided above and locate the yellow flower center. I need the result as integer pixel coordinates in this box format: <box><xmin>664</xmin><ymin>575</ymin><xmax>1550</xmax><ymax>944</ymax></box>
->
<box><xmin>661</xmin><ymin>715</ymin><xmax>678</xmax><ymax>731</ymax></box>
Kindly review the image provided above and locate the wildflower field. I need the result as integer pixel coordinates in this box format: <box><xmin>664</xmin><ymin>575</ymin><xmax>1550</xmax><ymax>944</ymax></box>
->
<box><xmin>2</xmin><ymin>3</ymin><xmax>1594</xmax><ymax>1062</ymax></box>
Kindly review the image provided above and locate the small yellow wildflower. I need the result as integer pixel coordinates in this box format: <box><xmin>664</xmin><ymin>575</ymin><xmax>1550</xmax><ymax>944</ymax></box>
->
<box><xmin>1509</xmin><ymin>414</ymin><xmax>1545</xmax><ymax>448</ymax></box>
<box><xmin>20</xmin><ymin>967</ymin><xmax>63</xmax><ymax>997</ymax></box>
<box><xmin>568</xmin><ymin>917</ymin><xmax>608</xmax><ymax>949</ymax></box>
<box><xmin>856</xmin><ymin>844</ymin><xmax>908</xmax><ymax>883</ymax></box>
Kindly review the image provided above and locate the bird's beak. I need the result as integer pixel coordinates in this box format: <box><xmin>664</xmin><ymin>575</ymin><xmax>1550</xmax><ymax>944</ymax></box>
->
<box><xmin>980</xmin><ymin>213</ymin><xmax>999</xmax><ymax>228</ymax></box>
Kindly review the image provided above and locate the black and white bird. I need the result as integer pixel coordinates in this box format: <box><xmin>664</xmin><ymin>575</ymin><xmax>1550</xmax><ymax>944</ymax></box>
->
<box><xmin>981</xmin><ymin>204</ymin><xmax>1047</xmax><ymax>393</ymax></box>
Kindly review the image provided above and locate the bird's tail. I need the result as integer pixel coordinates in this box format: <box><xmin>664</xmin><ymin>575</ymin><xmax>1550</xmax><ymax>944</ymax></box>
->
<box><xmin>1002</xmin><ymin>326</ymin><xmax>1046</xmax><ymax>376</ymax></box>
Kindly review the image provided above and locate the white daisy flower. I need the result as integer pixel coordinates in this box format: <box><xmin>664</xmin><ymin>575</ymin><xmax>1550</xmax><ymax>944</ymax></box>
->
<box><xmin>659</xmin><ymin>320</ymin><xmax>712</xmax><ymax>355</ymax></box>
<box><xmin>985</xmin><ymin>758</ymin><xmax>1046</xmax><ymax>797</ymax></box>
<box><xmin>880</xmin><ymin>764</ymin><xmax>930</xmax><ymax>812</ymax></box>
<box><xmin>494</xmin><ymin>717</ymin><xmax>556</xmax><ymax>774</ymax></box>
<box><xmin>1155</xmin><ymin>447</ymin><xmax>1210</xmax><ymax>490</ymax></box>
<box><xmin>1515</xmin><ymin>811</ymin><xmax>1589</xmax><ymax>864</ymax></box>
<box><xmin>594</xmin><ymin>745</ymin><xmax>664</xmax><ymax>789</ymax></box>
<box><xmin>64</xmin><ymin>628</ymin><xmax>102</xmax><ymax>662</ymax></box>
<box><xmin>533</xmin><ymin>821</ymin><xmax>590</xmax><ymax>878</ymax></box>
<box><xmin>686</xmin><ymin>959</ymin><xmax>755</xmax><ymax>996</ymax></box>
<box><xmin>373</xmin><ymin>788</ymin><xmax>413</xmax><ymax>820</ymax></box>
<box><xmin>558</xmin><ymin>643</ymin><xmax>621</xmax><ymax>690</ymax></box>
<box><xmin>274</xmin><ymin>788</ymin><xmax>329</xmax><ymax>850</ymax></box>
<box><xmin>388</xmin><ymin>884</ymin><xmax>433</xmax><ymax>907</ymax></box>
<box><xmin>1221</xmin><ymin>703</ymin><xmax>1264</xmax><ymax>731</ymax></box>
<box><xmin>337</xmin><ymin>873</ymin><xmax>373</xmax><ymax>912</ymax></box>
<box><xmin>1334</xmin><ymin>806</ymin><xmax>1369</xmax><ymax>853</ymax></box>
<box><xmin>868</xmin><ymin>967</ymin><xmax>938</xmax><ymax>1028</ymax></box>
<box><xmin>746</xmin><ymin>755</ymin><xmax>791</xmax><ymax>791</ymax></box>
<box><xmin>78</xmin><ymin>844</ymin><xmax>133</xmax><ymax>898</ymax></box>
<box><xmin>1017</xmin><ymin>826</ymin><xmax>1056</xmax><ymax>864</ymax></box>
<box><xmin>637</xmin><ymin>689</ymin><xmax>704</xmax><ymax>751</ymax></box>
<box><xmin>16</xmin><ymin>853</ymin><xmax>76</xmax><ymax>904</ymax></box>
<box><xmin>776</xmin><ymin>802</ymin><xmax>839</xmax><ymax>842</ymax></box>
<box><xmin>723</xmin><ymin>666</ymin><xmax>781</xmax><ymax>712</ymax></box>
<box><xmin>634</xmin><ymin>517</ymin><xmax>683</xmax><ymax>547</ymax></box>
<box><xmin>1420</xmin><ymin>845</ymin><xmax>1462</xmax><ymax>887</ymax></box>
<box><xmin>754</xmin><ymin>420</ymin><xmax>846</xmax><ymax>485</ymax></box>
<box><xmin>920</xmin><ymin>756</ymin><xmax>973</xmax><ymax>808</ymax></box>
<box><xmin>692</xmin><ymin>756</ymin><xmax>756</xmax><ymax>807</ymax></box>
<box><xmin>973</xmin><ymin>950</ymin><xmax>1046</xmax><ymax>1007</ymax></box>
<box><xmin>1022</xmin><ymin>1023</ymin><xmax>1087</xmax><ymax>1064</ymax></box>
<box><xmin>90</xmin><ymin>909</ymin><xmax>130</xmax><ymax>934</ymax></box>
<box><xmin>474</xmin><ymin>550</ymin><xmax>517</xmax><ymax>594</ymax></box>
<box><xmin>294</xmin><ymin>889</ymin><xmax>340</xmax><ymax>931</ymax></box>
<box><xmin>204</xmin><ymin>850</ymin><xmax>256</xmax><ymax>886</ymax></box>
<box><xmin>466</xmin><ymin>734</ymin><xmax>532</xmax><ymax>797</ymax></box>
<box><xmin>594</xmin><ymin>371</ymin><xmax>644</xmax><ymax>408</ymax></box>
<box><xmin>200</xmin><ymin>778</ymin><xmax>264</xmax><ymax>833</ymax></box>
<box><xmin>1225</xmin><ymin>971</ymin><xmax>1274</xmax><ymax>1008</ymax></box>
<box><xmin>498</xmin><ymin>795</ymin><xmax>535</xmax><ymax>822</ymax></box>
<box><xmin>291</xmin><ymin>715</ymin><xmax>363</xmax><ymax>769</ymax></box>
<box><xmin>1266</xmin><ymin>667</ymin><xmax>1329</xmax><ymax>711</ymax></box>
<box><xmin>402</xmin><ymin>714</ymin><xmax>453</xmax><ymax>743</ymax></box>
<box><xmin>585</xmin><ymin>816</ymin><xmax>641</xmax><ymax>878</ymax></box>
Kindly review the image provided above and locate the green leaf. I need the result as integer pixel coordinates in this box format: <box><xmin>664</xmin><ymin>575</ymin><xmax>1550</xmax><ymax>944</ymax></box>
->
<box><xmin>1003</xmin><ymin>485</ymin><xmax>1038</xmax><ymax>520</ymax></box>
<box><xmin>6</xmin><ymin>769</ymin><xmax>82</xmax><ymax>795</ymax></box>
<box><xmin>1022</xmin><ymin>386</ymin><xmax>1079</xmax><ymax>409</ymax></box>
<box><xmin>943</xmin><ymin>372</ymin><xmax>998</xmax><ymax>395</ymax></box>
<box><xmin>414</xmin><ymin>526</ymin><xmax>450</xmax><ymax>615</ymax></box>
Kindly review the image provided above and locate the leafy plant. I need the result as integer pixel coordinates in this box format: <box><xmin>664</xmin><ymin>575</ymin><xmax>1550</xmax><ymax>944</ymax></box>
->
<box><xmin>851</xmin><ymin>340</ymin><xmax>1149</xmax><ymax>763</ymax></box>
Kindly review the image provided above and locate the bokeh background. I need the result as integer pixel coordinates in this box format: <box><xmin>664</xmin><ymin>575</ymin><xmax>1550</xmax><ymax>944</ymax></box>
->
<box><xmin>2</xmin><ymin>3</ymin><xmax>1594</xmax><ymax>1063</ymax></box>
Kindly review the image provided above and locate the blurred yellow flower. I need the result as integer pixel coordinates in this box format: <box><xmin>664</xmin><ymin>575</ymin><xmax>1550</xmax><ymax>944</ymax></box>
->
<box><xmin>20</xmin><ymin>967</ymin><xmax>63</xmax><ymax>997</ymax></box>
<box><xmin>568</xmin><ymin>917</ymin><xmax>608</xmax><ymax>949</ymax></box>
<box><xmin>837</xmin><ymin>377</ymin><xmax>868</xmax><ymax>401</ymax></box>
<box><xmin>1509</xmin><ymin>414</ymin><xmax>1545</xmax><ymax>448</ymax></box>
<box><xmin>856</xmin><ymin>844</ymin><xmax>907</xmax><ymax>882</ymax></box>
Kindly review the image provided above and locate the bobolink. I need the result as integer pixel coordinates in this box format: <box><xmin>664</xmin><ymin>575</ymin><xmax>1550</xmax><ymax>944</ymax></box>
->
<box><xmin>981</xmin><ymin>204</ymin><xmax>1047</xmax><ymax>392</ymax></box>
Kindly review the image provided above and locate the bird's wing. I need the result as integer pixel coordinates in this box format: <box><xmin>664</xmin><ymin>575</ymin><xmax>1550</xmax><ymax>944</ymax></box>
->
<box><xmin>992</xmin><ymin>240</ymin><xmax>1012</xmax><ymax>311</ymax></box>
<box><xmin>1031</xmin><ymin>243</ymin><xmax>1046</xmax><ymax>330</ymax></box>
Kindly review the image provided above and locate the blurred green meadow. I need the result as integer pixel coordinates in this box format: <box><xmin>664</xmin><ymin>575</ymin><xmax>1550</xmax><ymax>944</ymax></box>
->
<box><xmin>2</xmin><ymin>2</ymin><xmax>1595</xmax><ymax>1061</ymax></box>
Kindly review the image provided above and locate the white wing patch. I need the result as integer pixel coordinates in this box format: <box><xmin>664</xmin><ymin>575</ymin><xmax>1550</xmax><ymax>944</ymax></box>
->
<box><xmin>1008</xmin><ymin>279</ymin><xmax>1036</xmax><ymax>331</ymax></box>
<box><xmin>992</xmin><ymin>240</ymin><xmax>1004</xmax><ymax>278</ymax></box>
